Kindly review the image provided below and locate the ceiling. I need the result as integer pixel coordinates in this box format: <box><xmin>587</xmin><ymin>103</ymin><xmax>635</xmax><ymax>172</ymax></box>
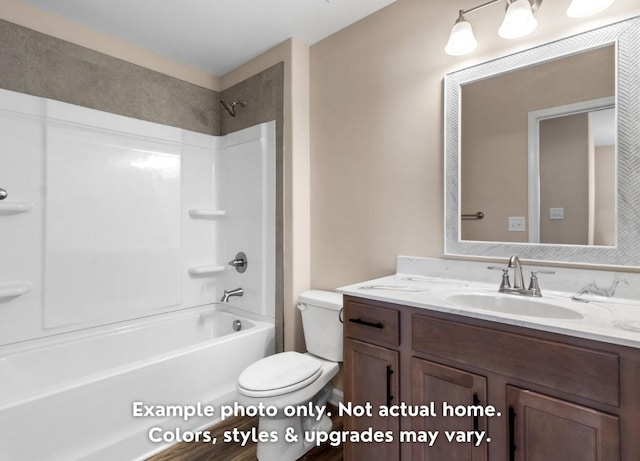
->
<box><xmin>19</xmin><ymin>0</ymin><xmax>396</xmax><ymax>77</ymax></box>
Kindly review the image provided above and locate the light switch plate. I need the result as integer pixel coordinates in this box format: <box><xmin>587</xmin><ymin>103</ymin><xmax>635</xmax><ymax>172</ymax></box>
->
<box><xmin>549</xmin><ymin>207</ymin><xmax>565</xmax><ymax>220</ymax></box>
<box><xmin>508</xmin><ymin>216</ymin><xmax>526</xmax><ymax>232</ymax></box>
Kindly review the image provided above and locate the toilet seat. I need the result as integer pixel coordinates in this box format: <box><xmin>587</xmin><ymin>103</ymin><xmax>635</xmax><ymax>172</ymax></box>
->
<box><xmin>237</xmin><ymin>351</ymin><xmax>322</xmax><ymax>398</ymax></box>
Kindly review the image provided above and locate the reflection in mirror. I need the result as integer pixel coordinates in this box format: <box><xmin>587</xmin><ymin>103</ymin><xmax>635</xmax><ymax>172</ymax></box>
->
<box><xmin>460</xmin><ymin>45</ymin><xmax>615</xmax><ymax>246</ymax></box>
<box><xmin>444</xmin><ymin>17</ymin><xmax>640</xmax><ymax>266</ymax></box>
<box><xmin>532</xmin><ymin>100</ymin><xmax>616</xmax><ymax>246</ymax></box>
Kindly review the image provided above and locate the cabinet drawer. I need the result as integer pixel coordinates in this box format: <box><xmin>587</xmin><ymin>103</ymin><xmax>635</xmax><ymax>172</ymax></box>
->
<box><xmin>412</xmin><ymin>314</ymin><xmax>620</xmax><ymax>406</ymax></box>
<box><xmin>344</xmin><ymin>300</ymin><xmax>400</xmax><ymax>346</ymax></box>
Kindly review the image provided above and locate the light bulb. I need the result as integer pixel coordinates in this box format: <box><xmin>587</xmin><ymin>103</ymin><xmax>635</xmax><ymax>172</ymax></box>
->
<box><xmin>567</xmin><ymin>0</ymin><xmax>615</xmax><ymax>18</ymax></box>
<box><xmin>445</xmin><ymin>16</ymin><xmax>478</xmax><ymax>56</ymax></box>
<box><xmin>499</xmin><ymin>0</ymin><xmax>538</xmax><ymax>39</ymax></box>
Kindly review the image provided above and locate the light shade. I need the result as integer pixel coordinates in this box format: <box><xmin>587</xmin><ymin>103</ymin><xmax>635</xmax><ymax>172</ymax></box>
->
<box><xmin>445</xmin><ymin>17</ymin><xmax>478</xmax><ymax>56</ymax></box>
<box><xmin>567</xmin><ymin>0</ymin><xmax>615</xmax><ymax>18</ymax></box>
<box><xmin>498</xmin><ymin>0</ymin><xmax>538</xmax><ymax>39</ymax></box>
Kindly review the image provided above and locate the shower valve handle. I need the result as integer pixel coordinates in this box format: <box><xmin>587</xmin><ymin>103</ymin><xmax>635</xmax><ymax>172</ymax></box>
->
<box><xmin>228</xmin><ymin>252</ymin><xmax>248</xmax><ymax>273</ymax></box>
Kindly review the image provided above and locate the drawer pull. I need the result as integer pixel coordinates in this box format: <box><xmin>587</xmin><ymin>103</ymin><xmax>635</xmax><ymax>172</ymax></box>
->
<box><xmin>349</xmin><ymin>318</ymin><xmax>384</xmax><ymax>329</ymax></box>
<box><xmin>473</xmin><ymin>393</ymin><xmax>480</xmax><ymax>440</ymax></box>
<box><xmin>509</xmin><ymin>406</ymin><xmax>517</xmax><ymax>461</ymax></box>
<box><xmin>473</xmin><ymin>394</ymin><xmax>482</xmax><ymax>445</ymax></box>
<box><xmin>386</xmin><ymin>365</ymin><xmax>394</xmax><ymax>406</ymax></box>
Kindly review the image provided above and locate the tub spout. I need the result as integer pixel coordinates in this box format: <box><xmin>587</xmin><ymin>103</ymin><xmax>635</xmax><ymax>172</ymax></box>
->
<box><xmin>221</xmin><ymin>287</ymin><xmax>243</xmax><ymax>303</ymax></box>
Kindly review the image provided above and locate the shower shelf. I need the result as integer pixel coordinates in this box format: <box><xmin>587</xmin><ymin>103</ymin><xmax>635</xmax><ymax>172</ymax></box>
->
<box><xmin>0</xmin><ymin>201</ymin><xmax>33</xmax><ymax>214</ymax></box>
<box><xmin>0</xmin><ymin>282</ymin><xmax>31</xmax><ymax>299</ymax></box>
<box><xmin>188</xmin><ymin>209</ymin><xmax>226</xmax><ymax>219</ymax></box>
<box><xmin>188</xmin><ymin>265</ymin><xmax>225</xmax><ymax>276</ymax></box>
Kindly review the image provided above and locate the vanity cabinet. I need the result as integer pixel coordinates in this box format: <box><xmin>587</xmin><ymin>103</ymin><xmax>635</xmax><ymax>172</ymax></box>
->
<box><xmin>343</xmin><ymin>300</ymin><xmax>401</xmax><ymax>461</ymax></box>
<box><xmin>411</xmin><ymin>358</ymin><xmax>487</xmax><ymax>461</ymax></box>
<box><xmin>342</xmin><ymin>295</ymin><xmax>640</xmax><ymax>461</ymax></box>
<box><xmin>506</xmin><ymin>386</ymin><xmax>619</xmax><ymax>461</ymax></box>
<box><xmin>343</xmin><ymin>338</ymin><xmax>400</xmax><ymax>461</ymax></box>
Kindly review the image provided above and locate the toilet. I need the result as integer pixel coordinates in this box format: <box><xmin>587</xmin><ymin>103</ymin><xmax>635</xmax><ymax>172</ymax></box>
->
<box><xmin>236</xmin><ymin>290</ymin><xmax>343</xmax><ymax>461</ymax></box>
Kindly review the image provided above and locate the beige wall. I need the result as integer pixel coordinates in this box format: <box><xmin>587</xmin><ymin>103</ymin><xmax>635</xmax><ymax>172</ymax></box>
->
<box><xmin>310</xmin><ymin>0</ymin><xmax>640</xmax><ymax>290</ymax></box>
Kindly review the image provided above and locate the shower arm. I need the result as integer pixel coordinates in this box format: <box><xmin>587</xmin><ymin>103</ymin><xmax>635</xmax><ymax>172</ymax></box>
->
<box><xmin>220</xmin><ymin>100</ymin><xmax>246</xmax><ymax>117</ymax></box>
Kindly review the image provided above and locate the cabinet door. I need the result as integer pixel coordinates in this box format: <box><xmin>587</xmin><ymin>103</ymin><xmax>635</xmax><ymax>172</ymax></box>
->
<box><xmin>343</xmin><ymin>338</ymin><xmax>399</xmax><ymax>461</ymax></box>
<box><xmin>506</xmin><ymin>386</ymin><xmax>620</xmax><ymax>461</ymax></box>
<box><xmin>411</xmin><ymin>358</ymin><xmax>488</xmax><ymax>461</ymax></box>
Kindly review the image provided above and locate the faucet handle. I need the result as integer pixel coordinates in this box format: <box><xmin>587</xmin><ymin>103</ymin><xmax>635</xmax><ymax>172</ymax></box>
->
<box><xmin>487</xmin><ymin>266</ymin><xmax>510</xmax><ymax>291</ymax></box>
<box><xmin>531</xmin><ymin>270</ymin><xmax>556</xmax><ymax>276</ymax></box>
<box><xmin>228</xmin><ymin>252</ymin><xmax>248</xmax><ymax>273</ymax></box>
<box><xmin>528</xmin><ymin>270</ymin><xmax>555</xmax><ymax>296</ymax></box>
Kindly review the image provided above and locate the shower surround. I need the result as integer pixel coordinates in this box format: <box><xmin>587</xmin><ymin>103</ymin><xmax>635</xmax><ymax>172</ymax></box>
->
<box><xmin>0</xmin><ymin>88</ymin><xmax>276</xmax><ymax>460</ymax></box>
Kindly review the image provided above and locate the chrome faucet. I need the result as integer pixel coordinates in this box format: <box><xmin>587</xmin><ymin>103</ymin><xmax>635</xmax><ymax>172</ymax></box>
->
<box><xmin>508</xmin><ymin>255</ymin><xmax>525</xmax><ymax>290</ymax></box>
<box><xmin>221</xmin><ymin>287</ymin><xmax>244</xmax><ymax>303</ymax></box>
<box><xmin>488</xmin><ymin>255</ymin><xmax>555</xmax><ymax>297</ymax></box>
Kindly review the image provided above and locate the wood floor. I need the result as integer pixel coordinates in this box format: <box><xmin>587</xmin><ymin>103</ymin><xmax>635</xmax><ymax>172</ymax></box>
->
<box><xmin>147</xmin><ymin>407</ymin><xmax>343</xmax><ymax>461</ymax></box>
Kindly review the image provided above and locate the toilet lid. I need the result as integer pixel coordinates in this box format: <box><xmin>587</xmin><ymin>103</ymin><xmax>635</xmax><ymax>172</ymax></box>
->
<box><xmin>238</xmin><ymin>352</ymin><xmax>322</xmax><ymax>398</ymax></box>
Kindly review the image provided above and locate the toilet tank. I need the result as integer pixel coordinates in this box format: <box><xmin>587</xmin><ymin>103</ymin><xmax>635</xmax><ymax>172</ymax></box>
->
<box><xmin>297</xmin><ymin>290</ymin><xmax>343</xmax><ymax>362</ymax></box>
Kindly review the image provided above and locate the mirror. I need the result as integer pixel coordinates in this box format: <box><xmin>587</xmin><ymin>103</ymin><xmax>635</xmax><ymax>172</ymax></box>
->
<box><xmin>445</xmin><ymin>17</ymin><xmax>640</xmax><ymax>266</ymax></box>
<box><xmin>460</xmin><ymin>46</ymin><xmax>615</xmax><ymax>246</ymax></box>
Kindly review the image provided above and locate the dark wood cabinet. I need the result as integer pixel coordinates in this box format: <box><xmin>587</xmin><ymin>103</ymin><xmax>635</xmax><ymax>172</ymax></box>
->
<box><xmin>342</xmin><ymin>295</ymin><xmax>640</xmax><ymax>461</ymax></box>
<box><xmin>343</xmin><ymin>338</ymin><xmax>400</xmax><ymax>461</ymax></box>
<box><xmin>411</xmin><ymin>358</ymin><xmax>488</xmax><ymax>461</ymax></box>
<box><xmin>343</xmin><ymin>299</ymin><xmax>401</xmax><ymax>461</ymax></box>
<box><xmin>506</xmin><ymin>386</ymin><xmax>620</xmax><ymax>461</ymax></box>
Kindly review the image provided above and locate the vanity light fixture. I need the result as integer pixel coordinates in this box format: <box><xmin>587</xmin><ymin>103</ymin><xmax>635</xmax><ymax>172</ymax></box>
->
<box><xmin>446</xmin><ymin>0</ymin><xmax>616</xmax><ymax>56</ymax></box>
<box><xmin>445</xmin><ymin>0</ymin><xmax>542</xmax><ymax>56</ymax></box>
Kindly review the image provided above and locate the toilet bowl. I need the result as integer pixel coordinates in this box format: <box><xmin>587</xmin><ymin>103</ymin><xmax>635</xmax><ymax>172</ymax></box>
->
<box><xmin>236</xmin><ymin>290</ymin><xmax>343</xmax><ymax>461</ymax></box>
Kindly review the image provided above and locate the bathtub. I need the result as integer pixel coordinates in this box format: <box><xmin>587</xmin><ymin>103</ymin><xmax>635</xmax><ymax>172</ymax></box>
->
<box><xmin>0</xmin><ymin>305</ymin><xmax>275</xmax><ymax>461</ymax></box>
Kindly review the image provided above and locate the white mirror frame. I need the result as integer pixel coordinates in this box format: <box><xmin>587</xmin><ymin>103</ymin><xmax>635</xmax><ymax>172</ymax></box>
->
<box><xmin>444</xmin><ymin>16</ymin><xmax>640</xmax><ymax>266</ymax></box>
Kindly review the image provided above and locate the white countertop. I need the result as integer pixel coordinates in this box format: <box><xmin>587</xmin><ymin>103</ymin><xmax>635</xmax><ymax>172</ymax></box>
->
<box><xmin>339</xmin><ymin>272</ymin><xmax>640</xmax><ymax>350</ymax></box>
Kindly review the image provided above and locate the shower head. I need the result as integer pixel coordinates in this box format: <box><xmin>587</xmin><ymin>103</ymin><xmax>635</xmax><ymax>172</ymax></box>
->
<box><xmin>220</xmin><ymin>100</ymin><xmax>246</xmax><ymax>117</ymax></box>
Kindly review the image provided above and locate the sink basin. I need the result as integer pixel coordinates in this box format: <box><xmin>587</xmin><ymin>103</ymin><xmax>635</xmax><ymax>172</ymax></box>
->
<box><xmin>445</xmin><ymin>292</ymin><xmax>585</xmax><ymax>319</ymax></box>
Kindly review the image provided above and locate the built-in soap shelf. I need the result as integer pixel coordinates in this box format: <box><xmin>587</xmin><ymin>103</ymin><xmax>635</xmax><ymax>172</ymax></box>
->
<box><xmin>0</xmin><ymin>201</ymin><xmax>33</xmax><ymax>214</ymax></box>
<box><xmin>0</xmin><ymin>282</ymin><xmax>31</xmax><ymax>299</ymax></box>
<box><xmin>187</xmin><ymin>265</ymin><xmax>225</xmax><ymax>276</ymax></box>
<box><xmin>188</xmin><ymin>209</ymin><xmax>226</xmax><ymax>219</ymax></box>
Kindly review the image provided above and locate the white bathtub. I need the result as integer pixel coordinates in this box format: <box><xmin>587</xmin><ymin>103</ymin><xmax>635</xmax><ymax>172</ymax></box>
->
<box><xmin>0</xmin><ymin>305</ymin><xmax>275</xmax><ymax>461</ymax></box>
